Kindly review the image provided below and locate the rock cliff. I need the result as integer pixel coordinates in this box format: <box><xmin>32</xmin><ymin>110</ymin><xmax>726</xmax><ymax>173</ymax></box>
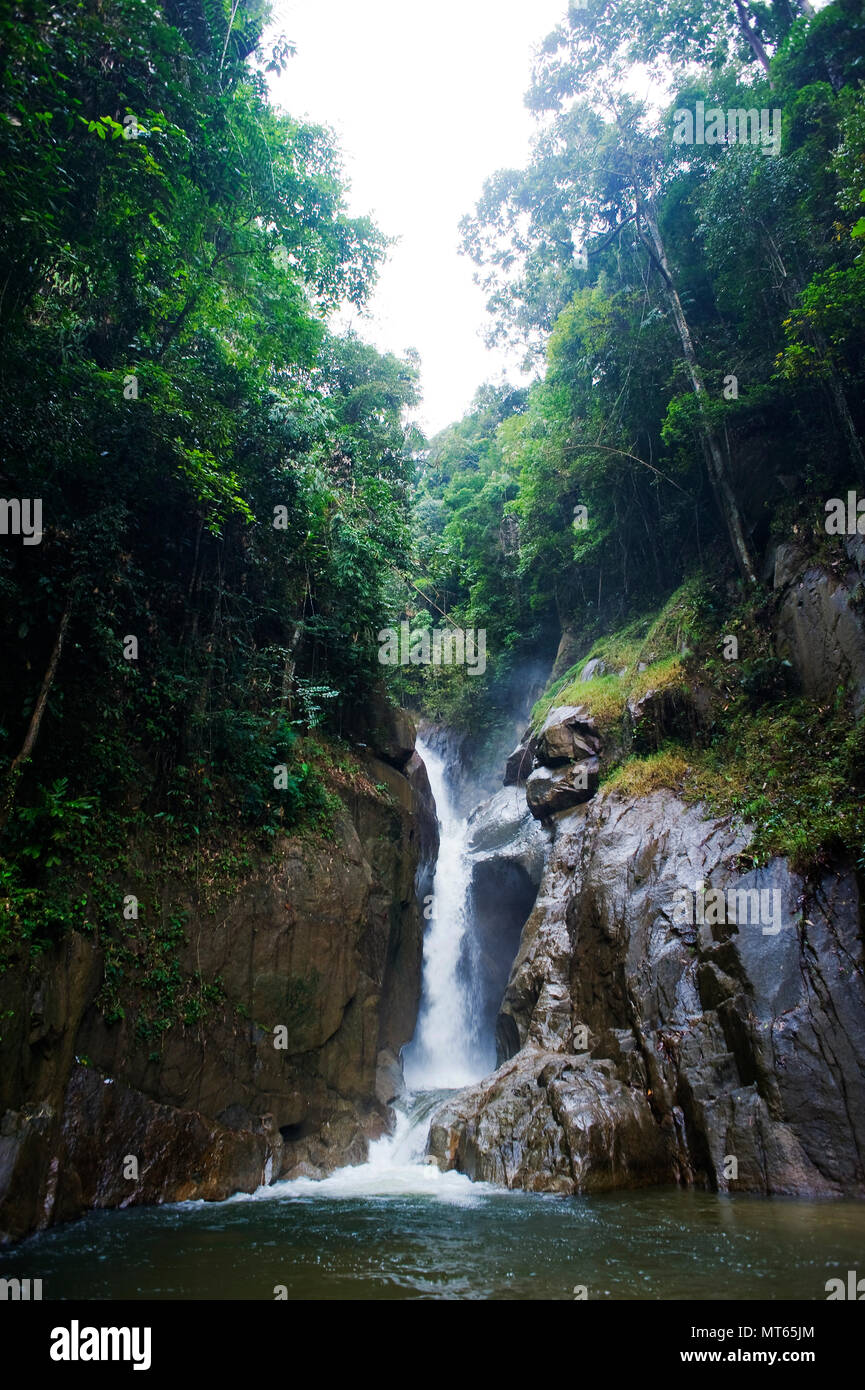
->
<box><xmin>429</xmin><ymin>787</ymin><xmax>864</xmax><ymax>1196</ymax></box>
<box><xmin>0</xmin><ymin>706</ymin><xmax>437</xmax><ymax>1243</ymax></box>
<box><xmin>428</xmin><ymin>546</ymin><xmax>865</xmax><ymax>1198</ymax></box>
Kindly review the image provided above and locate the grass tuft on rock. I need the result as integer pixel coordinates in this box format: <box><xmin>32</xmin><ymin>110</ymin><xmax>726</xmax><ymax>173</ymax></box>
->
<box><xmin>530</xmin><ymin>571</ymin><xmax>865</xmax><ymax>875</ymax></box>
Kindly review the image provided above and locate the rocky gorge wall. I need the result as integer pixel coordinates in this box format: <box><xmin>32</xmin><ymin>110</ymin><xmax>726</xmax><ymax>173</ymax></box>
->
<box><xmin>428</xmin><ymin>544</ymin><xmax>865</xmax><ymax>1198</ymax></box>
<box><xmin>0</xmin><ymin>702</ymin><xmax>438</xmax><ymax>1244</ymax></box>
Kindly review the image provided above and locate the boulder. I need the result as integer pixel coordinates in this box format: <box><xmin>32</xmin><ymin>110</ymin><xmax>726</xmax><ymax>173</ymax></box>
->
<box><xmin>427</xmin><ymin>1051</ymin><xmax>675</xmax><ymax>1193</ymax></box>
<box><xmin>535</xmin><ymin>705</ymin><xmax>601</xmax><ymax>767</ymax></box>
<box><xmin>526</xmin><ymin>759</ymin><xmax>600</xmax><ymax>819</ymax></box>
<box><xmin>503</xmin><ymin>735</ymin><xmax>537</xmax><ymax>786</ymax></box>
<box><xmin>345</xmin><ymin>685</ymin><xmax>417</xmax><ymax>769</ymax></box>
<box><xmin>580</xmin><ymin>657</ymin><xmax>607</xmax><ymax>682</ymax></box>
<box><xmin>375</xmin><ymin>1048</ymin><xmax>404</xmax><ymax>1107</ymax></box>
<box><xmin>371</xmin><ymin>701</ymin><xmax>417</xmax><ymax>769</ymax></box>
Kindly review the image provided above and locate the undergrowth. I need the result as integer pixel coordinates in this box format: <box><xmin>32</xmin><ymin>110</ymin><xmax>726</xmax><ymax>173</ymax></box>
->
<box><xmin>533</xmin><ymin>573</ymin><xmax>865</xmax><ymax>874</ymax></box>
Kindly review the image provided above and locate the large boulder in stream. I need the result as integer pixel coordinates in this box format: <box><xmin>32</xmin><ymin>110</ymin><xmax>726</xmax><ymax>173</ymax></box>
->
<box><xmin>428</xmin><ymin>789</ymin><xmax>865</xmax><ymax>1197</ymax></box>
<box><xmin>428</xmin><ymin>1050</ymin><xmax>674</xmax><ymax>1192</ymax></box>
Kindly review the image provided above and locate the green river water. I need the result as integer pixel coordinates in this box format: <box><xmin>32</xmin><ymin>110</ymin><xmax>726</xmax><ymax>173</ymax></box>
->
<box><xmin>2</xmin><ymin>1175</ymin><xmax>863</xmax><ymax>1301</ymax></box>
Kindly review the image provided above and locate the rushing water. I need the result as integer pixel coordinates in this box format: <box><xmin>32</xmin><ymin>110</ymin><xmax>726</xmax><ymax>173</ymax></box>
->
<box><xmin>402</xmin><ymin>738</ymin><xmax>490</xmax><ymax>1088</ymax></box>
<box><xmin>4</xmin><ymin>736</ymin><xmax>865</xmax><ymax>1300</ymax></box>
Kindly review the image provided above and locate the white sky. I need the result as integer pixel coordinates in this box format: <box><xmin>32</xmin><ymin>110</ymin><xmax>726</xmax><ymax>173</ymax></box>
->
<box><xmin>266</xmin><ymin>0</ymin><xmax>568</xmax><ymax>435</ymax></box>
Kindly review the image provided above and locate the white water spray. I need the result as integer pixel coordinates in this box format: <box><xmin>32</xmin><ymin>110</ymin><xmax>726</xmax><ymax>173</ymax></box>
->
<box><xmin>402</xmin><ymin>737</ymin><xmax>485</xmax><ymax>1090</ymax></box>
<box><xmin>253</xmin><ymin>733</ymin><xmax>492</xmax><ymax>1201</ymax></box>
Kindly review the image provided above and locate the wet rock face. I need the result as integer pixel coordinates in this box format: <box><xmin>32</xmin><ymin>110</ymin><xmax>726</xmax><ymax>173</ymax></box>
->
<box><xmin>503</xmin><ymin>736</ymin><xmax>537</xmax><ymax>787</ymax></box>
<box><xmin>433</xmin><ymin>555</ymin><xmax>865</xmax><ymax>1198</ymax></box>
<box><xmin>526</xmin><ymin>760</ymin><xmax>600</xmax><ymax>819</ymax></box>
<box><xmin>428</xmin><ymin>1051</ymin><xmax>675</xmax><ymax>1193</ymax></box>
<box><xmin>466</xmin><ymin>786</ymin><xmax>549</xmax><ymax>882</ymax></box>
<box><xmin>0</xmin><ymin>709</ymin><xmax>438</xmax><ymax>1243</ymax></box>
<box><xmin>463</xmin><ymin>788</ymin><xmax>550</xmax><ymax>1060</ymax></box>
<box><xmin>430</xmin><ymin>790</ymin><xmax>865</xmax><ymax>1198</ymax></box>
<box><xmin>774</xmin><ymin>537</ymin><xmax>865</xmax><ymax>717</ymax></box>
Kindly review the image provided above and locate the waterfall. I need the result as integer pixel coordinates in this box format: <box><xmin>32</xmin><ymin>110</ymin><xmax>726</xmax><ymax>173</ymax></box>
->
<box><xmin>270</xmin><ymin>733</ymin><xmax>494</xmax><ymax>1199</ymax></box>
<box><xmin>233</xmin><ymin>730</ymin><xmax>507</xmax><ymax>1203</ymax></box>
<box><xmin>402</xmin><ymin>737</ymin><xmax>487</xmax><ymax>1090</ymax></box>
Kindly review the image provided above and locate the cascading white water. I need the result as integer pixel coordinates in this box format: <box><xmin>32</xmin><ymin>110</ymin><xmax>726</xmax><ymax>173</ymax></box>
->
<box><xmin>402</xmin><ymin>737</ymin><xmax>486</xmax><ymax>1090</ymax></box>
<box><xmin>247</xmin><ymin>733</ymin><xmax>495</xmax><ymax>1202</ymax></box>
<box><xmin>261</xmin><ymin>1088</ymin><xmax>492</xmax><ymax>1201</ymax></box>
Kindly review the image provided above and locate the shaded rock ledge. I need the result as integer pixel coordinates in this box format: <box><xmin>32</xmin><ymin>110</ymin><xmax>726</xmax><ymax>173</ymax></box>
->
<box><xmin>0</xmin><ymin>704</ymin><xmax>437</xmax><ymax>1244</ymax></box>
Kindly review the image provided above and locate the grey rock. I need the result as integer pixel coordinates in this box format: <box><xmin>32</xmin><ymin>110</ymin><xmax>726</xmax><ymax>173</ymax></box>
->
<box><xmin>581</xmin><ymin>657</ymin><xmax>607</xmax><ymax>682</ymax></box>
<box><xmin>432</xmin><ymin>790</ymin><xmax>865</xmax><ymax>1197</ymax></box>
<box><xmin>775</xmin><ymin>564</ymin><xmax>865</xmax><ymax>717</ymax></box>
<box><xmin>535</xmin><ymin>705</ymin><xmax>601</xmax><ymax>767</ymax></box>
<box><xmin>503</xmin><ymin>735</ymin><xmax>537</xmax><ymax>786</ymax></box>
<box><xmin>464</xmin><ymin>788</ymin><xmax>550</xmax><ymax>1065</ymax></box>
<box><xmin>428</xmin><ymin>1051</ymin><xmax>675</xmax><ymax>1192</ymax></box>
<box><xmin>773</xmin><ymin>541</ymin><xmax>809</xmax><ymax>591</ymax></box>
<box><xmin>375</xmin><ymin>1048</ymin><xmax>404</xmax><ymax>1107</ymax></box>
<box><xmin>467</xmin><ymin>786</ymin><xmax>549</xmax><ymax>885</ymax></box>
<box><xmin>526</xmin><ymin>760</ymin><xmax>600</xmax><ymax>819</ymax></box>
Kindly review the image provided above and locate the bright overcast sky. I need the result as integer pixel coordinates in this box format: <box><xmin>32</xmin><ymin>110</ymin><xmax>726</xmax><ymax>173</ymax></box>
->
<box><xmin>266</xmin><ymin>0</ymin><xmax>568</xmax><ymax>435</ymax></box>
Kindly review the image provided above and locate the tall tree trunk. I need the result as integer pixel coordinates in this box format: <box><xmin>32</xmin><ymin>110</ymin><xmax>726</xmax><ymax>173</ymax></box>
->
<box><xmin>0</xmin><ymin>596</ymin><xmax>73</xmax><ymax>837</ymax></box>
<box><xmin>275</xmin><ymin>573</ymin><xmax>312</xmax><ymax>728</ymax></box>
<box><xmin>640</xmin><ymin>200</ymin><xmax>758</xmax><ymax>584</ymax></box>
<box><xmin>733</xmin><ymin>0</ymin><xmax>774</xmax><ymax>82</ymax></box>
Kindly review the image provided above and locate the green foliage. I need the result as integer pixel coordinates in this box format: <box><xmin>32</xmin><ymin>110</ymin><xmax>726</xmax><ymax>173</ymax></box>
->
<box><xmin>421</xmin><ymin>1</ymin><xmax>864</xmax><ymax>741</ymax></box>
<box><xmin>535</xmin><ymin>578</ymin><xmax>865</xmax><ymax>876</ymax></box>
<box><xmin>13</xmin><ymin>780</ymin><xmax>96</xmax><ymax>869</ymax></box>
<box><xmin>0</xmin><ymin>2</ymin><xmax>421</xmax><ymax>1020</ymax></box>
